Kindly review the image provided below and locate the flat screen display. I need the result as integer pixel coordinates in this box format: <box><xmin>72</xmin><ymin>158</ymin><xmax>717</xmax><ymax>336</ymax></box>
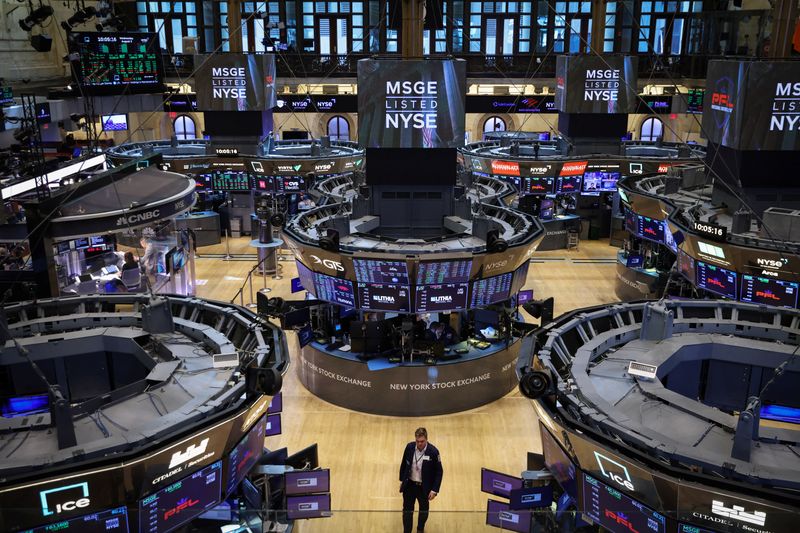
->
<box><xmin>291</xmin><ymin>277</ymin><xmax>304</xmax><ymax>293</ymax></box>
<box><xmin>509</xmin><ymin>486</ymin><xmax>553</xmax><ymax>510</ymax></box>
<box><xmin>226</xmin><ymin>414</ymin><xmax>266</xmax><ymax>495</ymax></box>
<box><xmin>740</xmin><ymin>275</ymin><xmax>799</xmax><ymax>308</ymax></box>
<box><xmin>511</xmin><ymin>261</ymin><xmax>529</xmax><ymax>294</ymax></box>
<box><xmin>556</xmin><ymin>175</ymin><xmax>581</xmax><ymax>194</ymax></box>
<box><xmin>696</xmin><ymin>261</ymin><xmax>737</xmax><ymax>299</ymax></box>
<box><xmin>526</xmin><ymin>176</ymin><xmax>555</xmax><ymax>195</ymax></box>
<box><xmin>296</xmin><ymin>261</ymin><xmax>316</xmax><ymax>298</ymax></box>
<box><xmin>253</xmin><ymin>176</ymin><xmax>274</xmax><ymax>192</ymax></box>
<box><xmin>485</xmin><ymin>499</ymin><xmax>532</xmax><ymax>533</ymax></box>
<box><xmin>353</xmin><ymin>258</ymin><xmax>409</xmax><ymax>284</ymax></box>
<box><xmin>624</xmin><ymin>209</ymin><xmax>637</xmax><ymax>234</ymax></box>
<box><xmin>70</xmin><ymin>32</ymin><xmax>163</xmax><ymax>94</ymax></box>
<box><xmin>582</xmin><ymin>171</ymin><xmax>619</xmax><ymax>192</ymax></box>
<box><xmin>0</xmin><ymin>86</ymin><xmax>13</xmax><ymax>104</ymax></box>
<box><xmin>664</xmin><ymin>226</ymin><xmax>678</xmax><ymax>253</ymax></box>
<box><xmin>22</xmin><ymin>507</ymin><xmax>130</xmax><ymax>533</ymax></box>
<box><xmin>195</xmin><ymin>54</ymin><xmax>277</xmax><ymax>111</ymax></box>
<box><xmin>357</xmin><ymin>59</ymin><xmax>467</xmax><ymax>149</ymax></box>
<box><xmin>687</xmin><ymin>88</ymin><xmax>704</xmax><ymax>114</ymax></box>
<box><xmin>268</xmin><ymin>392</ymin><xmax>282</xmax><ymax>413</ymax></box>
<box><xmin>540</xmin><ymin>198</ymin><xmax>555</xmax><ymax>220</ymax></box>
<box><xmin>626</xmin><ymin>254</ymin><xmax>644</xmax><ymax>268</ymax></box>
<box><xmin>555</xmin><ymin>55</ymin><xmax>639</xmax><ymax>114</ymax></box>
<box><xmin>414</xmin><ymin>283</ymin><xmax>468</xmax><ymax>312</ymax></box>
<box><xmin>480</xmin><ymin>468</ymin><xmax>523</xmax><ymax>498</ymax></box>
<box><xmin>275</xmin><ymin>176</ymin><xmax>304</xmax><ymax>193</ymax></box>
<box><xmin>212</xmin><ymin>171</ymin><xmax>250</xmax><ymax>191</ymax></box>
<box><xmin>678</xmin><ymin>250</ymin><xmax>695</xmax><ymax>284</ymax></box>
<box><xmin>35</xmin><ymin>102</ymin><xmax>51</xmax><ymax>124</ymax></box>
<box><xmin>286</xmin><ymin>494</ymin><xmax>331</xmax><ymax>520</ymax></box>
<box><xmin>581</xmin><ymin>473</ymin><xmax>667</xmax><ymax>533</ymax></box>
<box><xmin>517</xmin><ymin>289</ymin><xmax>533</xmax><ymax>304</ymax></box>
<box><xmin>638</xmin><ymin>215</ymin><xmax>665</xmax><ymax>243</ymax></box>
<box><xmin>416</xmin><ymin>260</ymin><xmax>472</xmax><ymax>284</ymax></box>
<box><xmin>265</xmin><ymin>413</ymin><xmax>281</xmax><ymax>436</ymax></box>
<box><xmin>139</xmin><ymin>460</ymin><xmax>222</xmax><ymax>533</ymax></box>
<box><xmin>357</xmin><ymin>283</ymin><xmax>411</xmax><ymax>312</ymax></box>
<box><xmin>285</xmin><ymin>469</ymin><xmax>331</xmax><ymax>495</ymax></box>
<box><xmin>101</xmin><ymin>114</ymin><xmax>128</xmax><ymax>131</ymax></box>
<box><xmin>540</xmin><ymin>425</ymin><xmax>577</xmax><ymax>497</ymax></box>
<box><xmin>470</xmin><ymin>272</ymin><xmax>513</xmax><ymax>308</ymax></box>
<box><xmin>313</xmin><ymin>272</ymin><xmax>356</xmax><ymax>307</ymax></box>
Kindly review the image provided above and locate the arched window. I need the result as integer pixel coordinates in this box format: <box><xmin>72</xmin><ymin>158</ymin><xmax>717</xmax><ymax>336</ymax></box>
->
<box><xmin>640</xmin><ymin>117</ymin><xmax>664</xmax><ymax>142</ymax></box>
<box><xmin>327</xmin><ymin>115</ymin><xmax>350</xmax><ymax>141</ymax></box>
<box><xmin>483</xmin><ymin>116</ymin><xmax>507</xmax><ymax>135</ymax></box>
<box><xmin>174</xmin><ymin>115</ymin><xmax>196</xmax><ymax>140</ymax></box>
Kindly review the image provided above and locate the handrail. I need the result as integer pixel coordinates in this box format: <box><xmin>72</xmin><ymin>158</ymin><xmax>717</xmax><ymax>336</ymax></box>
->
<box><xmin>230</xmin><ymin>253</ymin><xmax>273</xmax><ymax>308</ymax></box>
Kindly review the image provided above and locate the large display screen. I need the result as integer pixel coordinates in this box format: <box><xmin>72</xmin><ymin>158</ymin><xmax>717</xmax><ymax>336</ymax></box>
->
<box><xmin>740</xmin><ymin>275</ymin><xmax>799</xmax><ymax>308</ymax></box>
<box><xmin>353</xmin><ymin>258</ymin><xmax>409</xmax><ymax>284</ymax></box>
<box><xmin>358</xmin><ymin>283</ymin><xmax>411</xmax><ymax>312</ymax></box>
<box><xmin>195</xmin><ymin>54</ymin><xmax>277</xmax><ymax>111</ymax></box>
<box><xmin>286</xmin><ymin>494</ymin><xmax>331</xmax><ymax>519</ymax></box>
<box><xmin>582</xmin><ymin>171</ymin><xmax>620</xmax><ymax>193</ymax></box>
<box><xmin>313</xmin><ymin>273</ymin><xmax>356</xmax><ymax>308</ymax></box>
<box><xmin>470</xmin><ymin>272</ymin><xmax>513</xmax><ymax>308</ymax></box>
<box><xmin>510</xmin><ymin>261</ymin><xmax>530</xmax><ymax>294</ymax></box>
<box><xmin>687</xmin><ymin>88</ymin><xmax>705</xmax><ymax>114</ymax></box>
<box><xmin>274</xmin><ymin>176</ymin><xmax>304</xmax><ymax>194</ymax></box>
<box><xmin>416</xmin><ymin>260</ymin><xmax>472</xmax><ymax>284</ymax></box>
<box><xmin>555</xmin><ymin>55</ymin><xmax>639</xmax><ymax>114</ymax></box>
<box><xmin>415</xmin><ymin>283</ymin><xmax>468</xmax><ymax>312</ymax></box>
<box><xmin>486</xmin><ymin>499</ymin><xmax>532</xmax><ymax>533</ymax></box>
<box><xmin>357</xmin><ymin>59</ymin><xmax>467</xmax><ymax>148</ymax></box>
<box><xmin>70</xmin><ymin>32</ymin><xmax>163</xmax><ymax>94</ymax></box>
<box><xmin>212</xmin><ymin>171</ymin><xmax>250</xmax><ymax>191</ymax></box>
<box><xmin>556</xmin><ymin>175</ymin><xmax>582</xmax><ymax>194</ymax></box>
<box><xmin>525</xmin><ymin>176</ymin><xmax>555</xmax><ymax>195</ymax></box>
<box><xmin>481</xmin><ymin>468</ymin><xmax>523</xmax><ymax>498</ymax></box>
<box><xmin>285</xmin><ymin>469</ymin><xmax>331</xmax><ymax>496</ymax></box>
<box><xmin>101</xmin><ymin>114</ymin><xmax>128</xmax><ymax>131</ymax></box>
<box><xmin>296</xmin><ymin>261</ymin><xmax>316</xmax><ymax>297</ymax></box>
<box><xmin>226</xmin><ymin>414</ymin><xmax>267</xmax><ymax>496</ymax></box>
<box><xmin>22</xmin><ymin>507</ymin><xmax>130</xmax><ymax>533</ymax></box>
<box><xmin>581</xmin><ymin>473</ymin><xmax>667</xmax><ymax>533</ymax></box>
<box><xmin>139</xmin><ymin>460</ymin><xmax>222</xmax><ymax>533</ymax></box>
<box><xmin>696</xmin><ymin>261</ymin><xmax>737</xmax><ymax>299</ymax></box>
<box><xmin>678</xmin><ymin>250</ymin><xmax>696</xmax><ymax>284</ymax></box>
<box><xmin>540</xmin><ymin>425</ymin><xmax>577</xmax><ymax>497</ymax></box>
<box><xmin>638</xmin><ymin>215</ymin><xmax>665</xmax><ymax>244</ymax></box>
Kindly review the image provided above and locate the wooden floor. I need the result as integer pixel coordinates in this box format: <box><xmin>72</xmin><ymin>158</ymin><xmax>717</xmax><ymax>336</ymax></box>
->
<box><xmin>190</xmin><ymin>237</ymin><xmax>621</xmax><ymax>532</ymax></box>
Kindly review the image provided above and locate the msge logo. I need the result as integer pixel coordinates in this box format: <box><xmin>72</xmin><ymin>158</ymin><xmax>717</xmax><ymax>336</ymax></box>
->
<box><xmin>39</xmin><ymin>482</ymin><xmax>90</xmax><ymax>516</ymax></box>
<box><xmin>594</xmin><ymin>451</ymin><xmax>634</xmax><ymax>491</ymax></box>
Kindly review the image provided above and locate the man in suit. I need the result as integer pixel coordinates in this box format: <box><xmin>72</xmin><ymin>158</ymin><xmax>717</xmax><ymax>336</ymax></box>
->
<box><xmin>399</xmin><ymin>427</ymin><xmax>443</xmax><ymax>533</ymax></box>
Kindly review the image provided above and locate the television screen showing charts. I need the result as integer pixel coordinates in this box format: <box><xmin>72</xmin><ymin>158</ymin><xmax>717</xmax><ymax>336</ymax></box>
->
<box><xmin>353</xmin><ymin>258</ymin><xmax>409</xmax><ymax>284</ymax></box>
<box><xmin>358</xmin><ymin>283</ymin><xmax>411</xmax><ymax>312</ymax></box>
<box><xmin>416</xmin><ymin>260</ymin><xmax>472</xmax><ymax>284</ymax></box>
<box><xmin>470</xmin><ymin>272</ymin><xmax>513</xmax><ymax>308</ymax></box>
<box><xmin>313</xmin><ymin>272</ymin><xmax>356</xmax><ymax>307</ymax></box>
<box><xmin>70</xmin><ymin>32</ymin><xmax>163</xmax><ymax>94</ymax></box>
<box><xmin>740</xmin><ymin>275</ymin><xmax>798</xmax><ymax>308</ymax></box>
<box><xmin>415</xmin><ymin>283</ymin><xmax>468</xmax><ymax>312</ymax></box>
<box><xmin>212</xmin><ymin>171</ymin><xmax>250</xmax><ymax>191</ymax></box>
<box><xmin>555</xmin><ymin>175</ymin><xmax>581</xmax><ymax>194</ymax></box>
<box><xmin>526</xmin><ymin>176</ymin><xmax>555</xmax><ymax>195</ymax></box>
<box><xmin>581</xmin><ymin>473</ymin><xmax>667</xmax><ymax>533</ymax></box>
<box><xmin>139</xmin><ymin>460</ymin><xmax>222</xmax><ymax>533</ymax></box>
<box><xmin>637</xmin><ymin>215</ymin><xmax>665</xmax><ymax>243</ymax></box>
<box><xmin>23</xmin><ymin>507</ymin><xmax>130</xmax><ymax>533</ymax></box>
<box><xmin>695</xmin><ymin>261</ymin><xmax>737</xmax><ymax>300</ymax></box>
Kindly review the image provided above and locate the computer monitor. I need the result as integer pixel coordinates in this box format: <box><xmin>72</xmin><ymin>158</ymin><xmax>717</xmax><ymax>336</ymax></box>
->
<box><xmin>298</xmin><ymin>324</ymin><xmax>314</xmax><ymax>347</ymax></box>
<box><xmin>517</xmin><ymin>290</ymin><xmax>534</xmax><ymax>305</ymax></box>
<box><xmin>265</xmin><ymin>413</ymin><xmax>281</xmax><ymax>436</ymax></box>
<box><xmin>291</xmin><ymin>277</ymin><xmax>304</xmax><ymax>293</ymax></box>
<box><xmin>485</xmin><ymin>499</ymin><xmax>532</xmax><ymax>533</ymax></box>
<box><xmin>285</xmin><ymin>469</ymin><xmax>331</xmax><ymax>495</ymax></box>
<box><xmin>286</xmin><ymin>493</ymin><xmax>331</xmax><ymax>520</ymax></box>
<box><xmin>481</xmin><ymin>468</ymin><xmax>523</xmax><ymax>498</ymax></box>
<box><xmin>286</xmin><ymin>443</ymin><xmax>319</xmax><ymax>470</ymax></box>
<box><xmin>268</xmin><ymin>392</ymin><xmax>282</xmax><ymax>414</ymax></box>
<box><xmin>509</xmin><ymin>486</ymin><xmax>553</xmax><ymax>510</ymax></box>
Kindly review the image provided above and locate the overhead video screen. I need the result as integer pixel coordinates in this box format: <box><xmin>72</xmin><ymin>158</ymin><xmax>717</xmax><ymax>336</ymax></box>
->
<box><xmin>212</xmin><ymin>171</ymin><xmax>250</xmax><ymax>191</ymax></box>
<box><xmin>416</xmin><ymin>260</ymin><xmax>473</xmax><ymax>285</ymax></box>
<box><xmin>415</xmin><ymin>283</ymin><xmax>468</xmax><ymax>312</ymax></box>
<box><xmin>139</xmin><ymin>460</ymin><xmax>222</xmax><ymax>533</ymax></box>
<box><xmin>23</xmin><ymin>507</ymin><xmax>130</xmax><ymax>533</ymax></box>
<box><xmin>226</xmin><ymin>414</ymin><xmax>267</xmax><ymax>496</ymax></box>
<box><xmin>195</xmin><ymin>54</ymin><xmax>277</xmax><ymax>111</ymax></box>
<box><xmin>687</xmin><ymin>88</ymin><xmax>704</xmax><ymax>114</ymax></box>
<box><xmin>357</xmin><ymin>59</ymin><xmax>467</xmax><ymax>148</ymax></box>
<box><xmin>555</xmin><ymin>175</ymin><xmax>581</xmax><ymax>194</ymax></box>
<box><xmin>358</xmin><ymin>283</ymin><xmax>411</xmax><ymax>312</ymax></box>
<box><xmin>275</xmin><ymin>176</ymin><xmax>305</xmax><ymax>193</ymax></box>
<box><xmin>581</xmin><ymin>474</ymin><xmax>667</xmax><ymax>533</ymax></box>
<box><xmin>353</xmin><ymin>258</ymin><xmax>409</xmax><ymax>284</ymax></box>
<box><xmin>740</xmin><ymin>275</ymin><xmax>799</xmax><ymax>308</ymax></box>
<box><xmin>70</xmin><ymin>32</ymin><xmax>163</xmax><ymax>94</ymax></box>
<box><xmin>470</xmin><ymin>272</ymin><xmax>513</xmax><ymax>308</ymax></box>
<box><xmin>525</xmin><ymin>176</ymin><xmax>555</xmax><ymax>195</ymax></box>
<box><xmin>582</xmin><ymin>171</ymin><xmax>620</xmax><ymax>193</ymax></box>
<box><xmin>696</xmin><ymin>261</ymin><xmax>737</xmax><ymax>300</ymax></box>
<box><xmin>314</xmin><ymin>272</ymin><xmax>356</xmax><ymax>308</ymax></box>
<box><xmin>555</xmin><ymin>55</ymin><xmax>639</xmax><ymax>114</ymax></box>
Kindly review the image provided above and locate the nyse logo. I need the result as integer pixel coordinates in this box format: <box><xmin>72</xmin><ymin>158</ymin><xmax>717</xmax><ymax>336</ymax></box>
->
<box><xmin>594</xmin><ymin>451</ymin><xmax>635</xmax><ymax>491</ymax></box>
<box><xmin>771</xmin><ymin>83</ymin><xmax>800</xmax><ymax>131</ymax></box>
<box><xmin>756</xmin><ymin>257</ymin><xmax>786</xmax><ymax>269</ymax></box>
<box><xmin>530</xmin><ymin>165</ymin><xmax>551</xmax><ymax>175</ymax></box>
<box><xmin>310</xmin><ymin>255</ymin><xmax>344</xmax><ymax>272</ymax></box>
<box><xmin>40</xmin><ymin>482</ymin><xmax>90</xmax><ymax>516</ymax></box>
<box><xmin>314</xmin><ymin>161</ymin><xmax>335</xmax><ymax>172</ymax></box>
<box><xmin>484</xmin><ymin>259</ymin><xmax>508</xmax><ymax>272</ymax></box>
<box><xmin>116</xmin><ymin>209</ymin><xmax>160</xmax><ymax>227</ymax></box>
<box><xmin>711</xmin><ymin>500</ymin><xmax>767</xmax><ymax>527</ymax></box>
<box><xmin>168</xmin><ymin>438</ymin><xmax>210</xmax><ymax>469</ymax></box>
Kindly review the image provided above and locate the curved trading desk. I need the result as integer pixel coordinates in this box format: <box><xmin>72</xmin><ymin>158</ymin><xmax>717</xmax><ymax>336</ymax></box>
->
<box><xmin>538</xmin><ymin>214</ymin><xmax>580</xmax><ymax>251</ymax></box>
<box><xmin>174</xmin><ymin>210</ymin><xmax>221</xmax><ymax>246</ymax></box>
<box><xmin>614</xmin><ymin>250</ymin><xmax>663</xmax><ymax>300</ymax></box>
<box><xmin>299</xmin><ymin>338</ymin><xmax>521</xmax><ymax>416</ymax></box>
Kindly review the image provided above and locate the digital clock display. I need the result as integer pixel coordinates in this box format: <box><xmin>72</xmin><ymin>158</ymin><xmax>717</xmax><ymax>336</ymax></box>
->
<box><xmin>691</xmin><ymin>220</ymin><xmax>727</xmax><ymax>242</ymax></box>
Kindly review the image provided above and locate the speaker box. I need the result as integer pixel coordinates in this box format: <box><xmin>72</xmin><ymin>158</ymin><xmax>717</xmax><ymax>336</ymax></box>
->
<box><xmin>246</xmin><ymin>367</ymin><xmax>282</xmax><ymax>396</ymax></box>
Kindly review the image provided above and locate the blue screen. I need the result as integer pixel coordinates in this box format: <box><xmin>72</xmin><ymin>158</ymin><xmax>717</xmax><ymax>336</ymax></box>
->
<box><xmin>20</xmin><ymin>507</ymin><xmax>129</xmax><ymax>533</ymax></box>
<box><xmin>291</xmin><ymin>277</ymin><xmax>304</xmax><ymax>293</ymax></box>
<box><xmin>581</xmin><ymin>474</ymin><xmax>667</xmax><ymax>533</ymax></box>
<box><xmin>760</xmin><ymin>404</ymin><xmax>800</xmax><ymax>424</ymax></box>
<box><xmin>1</xmin><ymin>394</ymin><xmax>49</xmax><ymax>418</ymax></box>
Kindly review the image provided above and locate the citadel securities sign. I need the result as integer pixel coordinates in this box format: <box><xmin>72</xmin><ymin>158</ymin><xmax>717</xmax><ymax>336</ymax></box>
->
<box><xmin>357</xmin><ymin>59</ymin><xmax>467</xmax><ymax>148</ymax></box>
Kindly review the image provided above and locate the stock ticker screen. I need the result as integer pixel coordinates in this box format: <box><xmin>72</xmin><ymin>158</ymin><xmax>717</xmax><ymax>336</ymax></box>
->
<box><xmin>353</xmin><ymin>259</ymin><xmax>409</xmax><ymax>284</ymax></box>
<box><xmin>226</xmin><ymin>414</ymin><xmax>267</xmax><ymax>496</ymax></box>
<box><xmin>212</xmin><ymin>171</ymin><xmax>251</xmax><ymax>191</ymax></box>
<box><xmin>696</xmin><ymin>261</ymin><xmax>737</xmax><ymax>300</ymax></box>
<box><xmin>415</xmin><ymin>283</ymin><xmax>468</xmax><ymax>312</ymax></box>
<box><xmin>740</xmin><ymin>275</ymin><xmax>799</xmax><ymax>308</ymax></box>
<box><xmin>71</xmin><ymin>32</ymin><xmax>162</xmax><ymax>93</ymax></box>
<box><xmin>21</xmin><ymin>507</ymin><xmax>130</xmax><ymax>533</ymax></box>
<box><xmin>416</xmin><ymin>260</ymin><xmax>473</xmax><ymax>285</ymax></box>
<box><xmin>526</xmin><ymin>176</ymin><xmax>555</xmax><ymax>195</ymax></box>
<box><xmin>139</xmin><ymin>461</ymin><xmax>222</xmax><ymax>533</ymax></box>
<box><xmin>581</xmin><ymin>474</ymin><xmax>667</xmax><ymax>533</ymax></box>
<box><xmin>637</xmin><ymin>215</ymin><xmax>665</xmax><ymax>243</ymax></box>
<box><xmin>314</xmin><ymin>273</ymin><xmax>356</xmax><ymax>307</ymax></box>
<box><xmin>555</xmin><ymin>175</ymin><xmax>582</xmax><ymax>194</ymax></box>
<box><xmin>358</xmin><ymin>283</ymin><xmax>411</xmax><ymax>312</ymax></box>
<box><xmin>687</xmin><ymin>88</ymin><xmax>705</xmax><ymax>114</ymax></box>
<box><xmin>469</xmin><ymin>272</ymin><xmax>513</xmax><ymax>308</ymax></box>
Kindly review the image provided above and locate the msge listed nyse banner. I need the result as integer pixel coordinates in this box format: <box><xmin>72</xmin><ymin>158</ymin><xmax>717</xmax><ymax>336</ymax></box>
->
<box><xmin>357</xmin><ymin>59</ymin><xmax>466</xmax><ymax>148</ymax></box>
<box><xmin>194</xmin><ymin>54</ymin><xmax>277</xmax><ymax>111</ymax></box>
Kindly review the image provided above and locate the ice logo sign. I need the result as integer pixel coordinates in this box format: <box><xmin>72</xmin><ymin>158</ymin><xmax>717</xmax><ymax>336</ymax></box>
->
<box><xmin>594</xmin><ymin>451</ymin><xmax>635</xmax><ymax>491</ymax></box>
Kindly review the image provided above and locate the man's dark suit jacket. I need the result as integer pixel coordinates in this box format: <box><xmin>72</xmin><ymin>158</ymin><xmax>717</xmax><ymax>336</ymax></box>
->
<box><xmin>399</xmin><ymin>442</ymin><xmax>443</xmax><ymax>496</ymax></box>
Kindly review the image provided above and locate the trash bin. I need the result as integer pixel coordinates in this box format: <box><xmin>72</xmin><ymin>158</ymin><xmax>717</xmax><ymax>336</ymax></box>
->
<box><xmin>230</xmin><ymin>216</ymin><xmax>243</xmax><ymax>239</ymax></box>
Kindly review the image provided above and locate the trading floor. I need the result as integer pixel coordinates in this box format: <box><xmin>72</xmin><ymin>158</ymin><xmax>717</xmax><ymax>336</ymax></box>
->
<box><xmin>185</xmin><ymin>238</ymin><xmax>619</xmax><ymax>532</ymax></box>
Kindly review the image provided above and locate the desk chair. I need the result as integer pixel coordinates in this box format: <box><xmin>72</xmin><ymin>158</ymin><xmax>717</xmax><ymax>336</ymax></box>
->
<box><xmin>121</xmin><ymin>268</ymin><xmax>142</xmax><ymax>291</ymax></box>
